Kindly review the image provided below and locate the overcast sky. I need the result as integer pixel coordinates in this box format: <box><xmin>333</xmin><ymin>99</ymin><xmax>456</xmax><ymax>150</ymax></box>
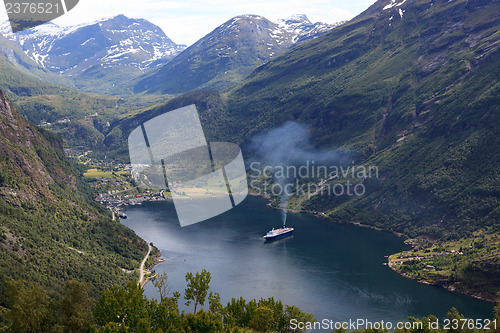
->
<box><xmin>1</xmin><ymin>0</ymin><xmax>377</xmax><ymax>45</ymax></box>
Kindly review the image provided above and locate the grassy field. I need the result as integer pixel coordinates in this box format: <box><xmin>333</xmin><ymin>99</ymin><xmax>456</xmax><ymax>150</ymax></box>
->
<box><xmin>83</xmin><ymin>168</ymin><xmax>130</xmax><ymax>178</ymax></box>
<box><xmin>389</xmin><ymin>232</ymin><xmax>500</xmax><ymax>301</ymax></box>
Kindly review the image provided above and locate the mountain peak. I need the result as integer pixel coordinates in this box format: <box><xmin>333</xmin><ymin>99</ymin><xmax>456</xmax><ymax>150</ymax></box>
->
<box><xmin>109</xmin><ymin>14</ymin><xmax>128</xmax><ymax>20</ymax></box>
<box><xmin>237</xmin><ymin>14</ymin><xmax>266</xmax><ymax>20</ymax></box>
<box><xmin>135</xmin><ymin>13</ymin><xmax>341</xmax><ymax>95</ymax></box>
<box><xmin>276</xmin><ymin>14</ymin><xmax>338</xmax><ymax>44</ymax></box>
<box><xmin>285</xmin><ymin>14</ymin><xmax>312</xmax><ymax>24</ymax></box>
<box><xmin>222</xmin><ymin>14</ymin><xmax>268</xmax><ymax>27</ymax></box>
<box><xmin>2</xmin><ymin>15</ymin><xmax>186</xmax><ymax>94</ymax></box>
<box><xmin>81</xmin><ymin>14</ymin><xmax>128</xmax><ymax>24</ymax></box>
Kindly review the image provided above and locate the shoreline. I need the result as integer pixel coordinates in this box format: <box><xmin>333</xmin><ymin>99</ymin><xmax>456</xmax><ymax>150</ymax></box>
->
<box><xmin>386</xmin><ymin>260</ymin><xmax>496</xmax><ymax>304</ymax></box>
<box><xmin>113</xmin><ymin>210</ymin><xmax>167</xmax><ymax>289</ymax></box>
<box><xmin>119</xmin><ymin>193</ymin><xmax>497</xmax><ymax>303</ymax></box>
<box><xmin>138</xmin><ymin>243</ymin><xmax>152</xmax><ymax>287</ymax></box>
<box><xmin>140</xmin><ymin>255</ymin><xmax>166</xmax><ymax>289</ymax></box>
<box><xmin>252</xmin><ymin>192</ymin><xmax>404</xmax><ymax>239</ymax></box>
<box><xmin>255</xmin><ymin>192</ymin><xmax>497</xmax><ymax>304</ymax></box>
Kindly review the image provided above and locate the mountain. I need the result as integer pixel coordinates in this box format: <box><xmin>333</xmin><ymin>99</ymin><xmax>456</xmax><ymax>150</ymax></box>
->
<box><xmin>106</xmin><ymin>0</ymin><xmax>500</xmax><ymax>299</ymax></box>
<box><xmin>226</xmin><ymin>0</ymin><xmax>500</xmax><ymax>233</ymax></box>
<box><xmin>134</xmin><ymin>14</ymin><xmax>339</xmax><ymax>94</ymax></box>
<box><xmin>0</xmin><ymin>48</ymin><xmax>161</xmax><ymax>152</ymax></box>
<box><xmin>0</xmin><ymin>24</ymin><xmax>165</xmax><ymax>153</ymax></box>
<box><xmin>1</xmin><ymin>15</ymin><xmax>186</xmax><ymax>94</ymax></box>
<box><xmin>276</xmin><ymin>14</ymin><xmax>343</xmax><ymax>44</ymax></box>
<box><xmin>0</xmin><ymin>30</ymin><xmax>76</xmax><ymax>89</ymax></box>
<box><xmin>0</xmin><ymin>13</ymin><xmax>336</xmax><ymax>96</ymax></box>
<box><xmin>119</xmin><ymin>0</ymin><xmax>500</xmax><ymax>239</ymax></box>
<box><xmin>0</xmin><ymin>89</ymin><xmax>148</xmax><ymax>318</ymax></box>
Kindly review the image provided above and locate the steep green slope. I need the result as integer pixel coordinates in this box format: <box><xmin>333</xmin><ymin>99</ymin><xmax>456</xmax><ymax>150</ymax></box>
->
<box><xmin>104</xmin><ymin>0</ymin><xmax>500</xmax><ymax>237</ymax></box>
<box><xmin>98</xmin><ymin>0</ymin><xmax>500</xmax><ymax>299</ymax></box>
<box><xmin>109</xmin><ymin>0</ymin><xmax>500</xmax><ymax>236</ymax></box>
<box><xmin>0</xmin><ymin>90</ymin><xmax>148</xmax><ymax>322</ymax></box>
<box><xmin>102</xmin><ymin>90</ymin><xmax>227</xmax><ymax>161</ymax></box>
<box><xmin>224</xmin><ymin>0</ymin><xmax>500</xmax><ymax>236</ymax></box>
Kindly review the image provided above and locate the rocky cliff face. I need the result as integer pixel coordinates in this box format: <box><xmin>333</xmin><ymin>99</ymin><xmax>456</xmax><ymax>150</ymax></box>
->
<box><xmin>0</xmin><ymin>89</ymin><xmax>73</xmax><ymax>202</ymax></box>
<box><xmin>0</xmin><ymin>90</ymin><xmax>147</xmax><ymax>300</ymax></box>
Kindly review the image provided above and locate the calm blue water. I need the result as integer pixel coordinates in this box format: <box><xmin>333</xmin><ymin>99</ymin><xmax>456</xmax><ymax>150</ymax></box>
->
<box><xmin>122</xmin><ymin>196</ymin><xmax>494</xmax><ymax>327</ymax></box>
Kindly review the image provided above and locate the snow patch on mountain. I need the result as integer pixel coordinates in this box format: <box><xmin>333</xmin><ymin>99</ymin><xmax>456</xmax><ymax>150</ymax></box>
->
<box><xmin>1</xmin><ymin>15</ymin><xmax>186</xmax><ymax>74</ymax></box>
<box><xmin>276</xmin><ymin>14</ymin><xmax>342</xmax><ymax>44</ymax></box>
<box><xmin>383</xmin><ymin>0</ymin><xmax>408</xmax><ymax>10</ymax></box>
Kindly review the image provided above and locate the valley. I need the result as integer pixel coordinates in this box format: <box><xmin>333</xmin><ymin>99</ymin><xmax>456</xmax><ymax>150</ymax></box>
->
<box><xmin>0</xmin><ymin>0</ymin><xmax>498</xmax><ymax>330</ymax></box>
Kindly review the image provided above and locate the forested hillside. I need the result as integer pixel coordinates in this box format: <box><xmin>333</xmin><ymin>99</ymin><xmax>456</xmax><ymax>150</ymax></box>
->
<box><xmin>224</xmin><ymin>0</ymin><xmax>500</xmax><ymax>238</ymax></box>
<box><xmin>109</xmin><ymin>0</ymin><xmax>500</xmax><ymax>237</ymax></box>
<box><xmin>0</xmin><ymin>90</ymin><xmax>148</xmax><ymax>326</ymax></box>
<box><xmin>102</xmin><ymin>0</ymin><xmax>500</xmax><ymax>300</ymax></box>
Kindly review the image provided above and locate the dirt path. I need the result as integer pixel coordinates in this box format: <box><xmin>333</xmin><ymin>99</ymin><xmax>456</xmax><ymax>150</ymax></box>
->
<box><xmin>138</xmin><ymin>243</ymin><xmax>152</xmax><ymax>287</ymax></box>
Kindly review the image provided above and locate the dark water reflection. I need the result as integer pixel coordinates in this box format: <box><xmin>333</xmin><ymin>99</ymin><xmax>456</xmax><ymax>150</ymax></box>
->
<box><xmin>122</xmin><ymin>196</ymin><xmax>494</xmax><ymax>325</ymax></box>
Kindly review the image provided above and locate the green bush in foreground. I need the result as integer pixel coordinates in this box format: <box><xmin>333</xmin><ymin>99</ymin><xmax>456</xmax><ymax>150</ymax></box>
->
<box><xmin>1</xmin><ymin>271</ymin><xmax>498</xmax><ymax>333</ymax></box>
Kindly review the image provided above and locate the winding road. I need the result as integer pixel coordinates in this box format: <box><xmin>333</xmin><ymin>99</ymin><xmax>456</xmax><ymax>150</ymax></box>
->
<box><xmin>138</xmin><ymin>243</ymin><xmax>152</xmax><ymax>287</ymax></box>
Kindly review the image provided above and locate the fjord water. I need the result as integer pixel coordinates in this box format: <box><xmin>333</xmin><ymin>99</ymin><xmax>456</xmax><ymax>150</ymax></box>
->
<box><xmin>122</xmin><ymin>196</ymin><xmax>493</xmax><ymax>323</ymax></box>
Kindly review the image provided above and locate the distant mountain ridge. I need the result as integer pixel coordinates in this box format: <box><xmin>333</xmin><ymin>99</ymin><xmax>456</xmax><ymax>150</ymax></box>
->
<box><xmin>115</xmin><ymin>0</ymin><xmax>500</xmax><ymax>240</ymax></box>
<box><xmin>134</xmin><ymin>14</ymin><xmax>341</xmax><ymax>94</ymax></box>
<box><xmin>1</xmin><ymin>13</ymin><xmax>338</xmax><ymax>95</ymax></box>
<box><xmin>104</xmin><ymin>0</ymin><xmax>500</xmax><ymax>299</ymax></box>
<box><xmin>1</xmin><ymin>15</ymin><xmax>186</xmax><ymax>94</ymax></box>
<box><xmin>0</xmin><ymin>27</ymin><xmax>163</xmax><ymax>152</ymax></box>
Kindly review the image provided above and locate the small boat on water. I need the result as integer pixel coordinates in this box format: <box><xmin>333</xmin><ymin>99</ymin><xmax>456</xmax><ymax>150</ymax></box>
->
<box><xmin>118</xmin><ymin>211</ymin><xmax>128</xmax><ymax>219</ymax></box>
<box><xmin>263</xmin><ymin>225</ymin><xmax>294</xmax><ymax>240</ymax></box>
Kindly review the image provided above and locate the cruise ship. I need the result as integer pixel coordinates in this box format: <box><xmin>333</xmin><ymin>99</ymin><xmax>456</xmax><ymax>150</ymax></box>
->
<box><xmin>263</xmin><ymin>226</ymin><xmax>294</xmax><ymax>240</ymax></box>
